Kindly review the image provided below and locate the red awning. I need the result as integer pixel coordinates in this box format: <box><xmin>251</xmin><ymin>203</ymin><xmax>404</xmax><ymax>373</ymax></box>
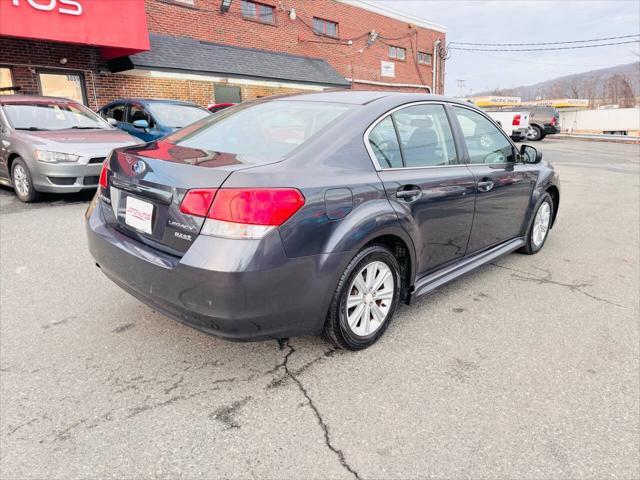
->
<box><xmin>0</xmin><ymin>0</ymin><xmax>149</xmax><ymax>59</ymax></box>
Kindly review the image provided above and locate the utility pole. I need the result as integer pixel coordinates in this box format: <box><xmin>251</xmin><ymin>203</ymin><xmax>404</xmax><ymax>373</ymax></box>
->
<box><xmin>456</xmin><ymin>79</ymin><xmax>467</xmax><ymax>98</ymax></box>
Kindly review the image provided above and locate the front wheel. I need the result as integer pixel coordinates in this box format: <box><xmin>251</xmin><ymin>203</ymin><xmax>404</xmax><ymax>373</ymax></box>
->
<box><xmin>520</xmin><ymin>193</ymin><xmax>554</xmax><ymax>254</ymax></box>
<box><xmin>324</xmin><ymin>245</ymin><xmax>401</xmax><ymax>350</ymax></box>
<box><xmin>12</xmin><ymin>158</ymin><xmax>39</xmax><ymax>203</ymax></box>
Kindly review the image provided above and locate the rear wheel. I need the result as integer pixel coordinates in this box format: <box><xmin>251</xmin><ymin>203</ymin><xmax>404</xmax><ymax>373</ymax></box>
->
<box><xmin>12</xmin><ymin>158</ymin><xmax>39</xmax><ymax>203</ymax></box>
<box><xmin>526</xmin><ymin>125</ymin><xmax>543</xmax><ymax>141</ymax></box>
<box><xmin>520</xmin><ymin>193</ymin><xmax>553</xmax><ymax>254</ymax></box>
<box><xmin>324</xmin><ymin>245</ymin><xmax>401</xmax><ymax>350</ymax></box>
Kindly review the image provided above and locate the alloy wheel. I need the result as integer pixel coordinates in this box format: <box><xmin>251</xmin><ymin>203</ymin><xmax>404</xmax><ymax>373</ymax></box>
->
<box><xmin>13</xmin><ymin>164</ymin><xmax>30</xmax><ymax>198</ymax></box>
<box><xmin>345</xmin><ymin>261</ymin><xmax>395</xmax><ymax>336</ymax></box>
<box><xmin>532</xmin><ymin>202</ymin><xmax>551</xmax><ymax>247</ymax></box>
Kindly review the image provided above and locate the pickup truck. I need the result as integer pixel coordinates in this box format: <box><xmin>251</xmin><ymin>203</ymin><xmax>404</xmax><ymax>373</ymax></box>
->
<box><xmin>483</xmin><ymin>109</ymin><xmax>531</xmax><ymax>141</ymax></box>
<box><xmin>488</xmin><ymin>106</ymin><xmax>560</xmax><ymax>141</ymax></box>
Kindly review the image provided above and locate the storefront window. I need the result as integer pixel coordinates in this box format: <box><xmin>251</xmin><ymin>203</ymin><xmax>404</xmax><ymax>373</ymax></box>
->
<box><xmin>37</xmin><ymin>71</ymin><xmax>86</xmax><ymax>105</ymax></box>
<box><xmin>0</xmin><ymin>68</ymin><xmax>14</xmax><ymax>90</ymax></box>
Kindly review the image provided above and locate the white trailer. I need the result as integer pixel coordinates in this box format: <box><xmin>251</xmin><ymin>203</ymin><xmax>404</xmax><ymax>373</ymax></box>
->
<box><xmin>559</xmin><ymin>108</ymin><xmax>640</xmax><ymax>136</ymax></box>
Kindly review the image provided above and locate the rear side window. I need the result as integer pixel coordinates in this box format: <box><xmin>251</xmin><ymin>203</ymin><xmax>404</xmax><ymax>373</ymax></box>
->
<box><xmin>167</xmin><ymin>101</ymin><xmax>350</xmax><ymax>161</ymax></box>
<box><xmin>368</xmin><ymin>116</ymin><xmax>402</xmax><ymax>168</ymax></box>
<box><xmin>367</xmin><ymin>103</ymin><xmax>457</xmax><ymax>169</ymax></box>
<box><xmin>393</xmin><ymin>104</ymin><xmax>457</xmax><ymax>167</ymax></box>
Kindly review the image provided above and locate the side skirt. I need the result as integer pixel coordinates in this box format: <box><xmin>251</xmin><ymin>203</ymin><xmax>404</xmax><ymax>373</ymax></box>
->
<box><xmin>410</xmin><ymin>237</ymin><xmax>525</xmax><ymax>301</ymax></box>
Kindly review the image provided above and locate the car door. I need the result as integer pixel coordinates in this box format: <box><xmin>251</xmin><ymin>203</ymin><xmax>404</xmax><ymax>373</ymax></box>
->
<box><xmin>451</xmin><ymin>105</ymin><xmax>537</xmax><ymax>254</ymax></box>
<box><xmin>368</xmin><ymin>102</ymin><xmax>476</xmax><ymax>276</ymax></box>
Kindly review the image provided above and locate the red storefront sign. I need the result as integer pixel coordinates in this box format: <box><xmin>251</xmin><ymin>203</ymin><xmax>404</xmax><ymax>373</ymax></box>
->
<box><xmin>0</xmin><ymin>0</ymin><xmax>150</xmax><ymax>58</ymax></box>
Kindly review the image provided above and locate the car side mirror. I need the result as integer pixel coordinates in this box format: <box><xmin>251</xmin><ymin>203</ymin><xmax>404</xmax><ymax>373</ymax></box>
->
<box><xmin>132</xmin><ymin>119</ymin><xmax>149</xmax><ymax>130</ymax></box>
<box><xmin>107</xmin><ymin>117</ymin><xmax>118</xmax><ymax>126</ymax></box>
<box><xmin>520</xmin><ymin>144</ymin><xmax>543</xmax><ymax>164</ymax></box>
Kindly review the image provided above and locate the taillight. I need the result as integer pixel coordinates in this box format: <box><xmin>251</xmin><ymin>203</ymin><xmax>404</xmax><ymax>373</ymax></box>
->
<box><xmin>180</xmin><ymin>188</ymin><xmax>305</xmax><ymax>240</ymax></box>
<box><xmin>512</xmin><ymin>114</ymin><xmax>521</xmax><ymax>126</ymax></box>
<box><xmin>98</xmin><ymin>160</ymin><xmax>109</xmax><ymax>192</ymax></box>
<box><xmin>208</xmin><ymin>189</ymin><xmax>305</xmax><ymax>225</ymax></box>
<box><xmin>180</xmin><ymin>189</ymin><xmax>217</xmax><ymax>216</ymax></box>
<box><xmin>551</xmin><ymin>116</ymin><xmax>557</xmax><ymax>126</ymax></box>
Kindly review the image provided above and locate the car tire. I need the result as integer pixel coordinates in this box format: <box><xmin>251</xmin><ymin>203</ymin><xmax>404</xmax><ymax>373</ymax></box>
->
<box><xmin>323</xmin><ymin>245</ymin><xmax>402</xmax><ymax>350</ymax></box>
<box><xmin>11</xmin><ymin>158</ymin><xmax>39</xmax><ymax>203</ymax></box>
<box><xmin>519</xmin><ymin>192</ymin><xmax>553</xmax><ymax>255</ymax></box>
<box><xmin>527</xmin><ymin>125</ymin><xmax>543</xmax><ymax>141</ymax></box>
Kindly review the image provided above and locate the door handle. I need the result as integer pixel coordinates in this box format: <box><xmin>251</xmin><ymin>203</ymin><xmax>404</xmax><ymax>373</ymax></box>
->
<box><xmin>477</xmin><ymin>180</ymin><xmax>494</xmax><ymax>192</ymax></box>
<box><xmin>396</xmin><ymin>188</ymin><xmax>422</xmax><ymax>201</ymax></box>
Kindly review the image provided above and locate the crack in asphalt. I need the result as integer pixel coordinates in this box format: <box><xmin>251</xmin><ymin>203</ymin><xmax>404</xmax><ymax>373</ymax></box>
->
<box><xmin>278</xmin><ymin>339</ymin><xmax>361</xmax><ymax>480</ymax></box>
<box><xmin>491</xmin><ymin>263</ymin><xmax>627</xmax><ymax>308</ymax></box>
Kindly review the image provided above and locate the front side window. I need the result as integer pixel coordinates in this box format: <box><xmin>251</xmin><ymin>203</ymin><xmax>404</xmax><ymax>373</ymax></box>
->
<box><xmin>241</xmin><ymin>0</ymin><xmax>274</xmax><ymax>23</ymax></box>
<box><xmin>146</xmin><ymin>103</ymin><xmax>210</xmax><ymax>128</ymax></box>
<box><xmin>313</xmin><ymin>17</ymin><xmax>338</xmax><ymax>37</ymax></box>
<box><xmin>389</xmin><ymin>46</ymin><xmax>406</xmax><ymax>60</ymax></box>
<box><xmin>37</xmin><ymin>71</ymin><xmax>86</xmax><ymax>105</ymax></box>
<box><xmin>393</xmin><ymin>104</ymin><xmax>457</xmax><ymax>167</ymax></box>
<box><xmin>368</xmin><ymin>116</ymin><xmax>402</xmax><ymax>169</ymax></box>
<box><xmin>453</xmin><ymin>106</ymin><xmax>514</xmax><ymax>164</ymax></box>
<box><xmin>166</xmin><ymin>101</ymin><xmax>349</xmax><ymax>161</ymax></box>
<box><xmin>3</xmin><ymin>101</ymin><xmax>109</xmax><ymax>131</ymax></box>
<box><xmin>129</xmin><ymin>105</ymin><xmax>154</xmax><ymax>128</ymax></box>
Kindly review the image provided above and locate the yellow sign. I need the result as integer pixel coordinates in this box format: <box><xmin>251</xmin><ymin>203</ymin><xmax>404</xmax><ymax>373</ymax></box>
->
<box><xmin>523</xmin><ymin>99</ymin><xmax>589</xmax><ymax>108</ymax></box>
<box><xmin>467</xmin><ymin>96</ymin><xmax>521</xmax><ymax>107</ymax></box>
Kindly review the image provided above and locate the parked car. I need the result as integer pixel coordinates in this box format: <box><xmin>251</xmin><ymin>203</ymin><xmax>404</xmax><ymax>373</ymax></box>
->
<box><xmin>491</xmin><ymin>105</ymin><xmax>560</xmax><ymax>141</ymax></box>
<box><xmin>484</xmin><ymin>109</ymin><xmax>531</xmax><ymax>141</ymax></box>
<box><xmin>98</xmin><ymin>98</ymin><xmax>211</xmax><ymax>142</ymax></box>
<box><xmin>0</xmin><ymin>95</ymin><xmax>141</xmax><ymax>202</ymax></box>
<box><xmin>208</xmin><ymin>103</ymin><xmax>236</xmax><ymax>113</ymax></box>
<box><xmin>86</xmin><ymin>91</ymin><xmax>560</xmax><ymax>350</ymax></box>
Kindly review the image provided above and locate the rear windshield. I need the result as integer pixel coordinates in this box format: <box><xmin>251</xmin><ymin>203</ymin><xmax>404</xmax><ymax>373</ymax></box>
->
<box><xmin>166</xmin><ymin>101</ymin><xmax>350</xmax><ymax>160</ymax></box>
<box><xmin>146</xmin><ymin>103</ymin><xmax>211</xmax><ymax>128</ymax></box>
<box><xmin>2</xmin><ymin>101</ymin><xmax>109</xmax><ymax>131</ymax></box>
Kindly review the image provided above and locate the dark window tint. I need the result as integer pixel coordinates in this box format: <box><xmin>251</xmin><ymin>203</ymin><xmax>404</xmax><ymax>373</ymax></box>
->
<box><xmin>241</xmin><ymin>0</ymin><xmax>274</xmax><ymax>23</ymax></box>
<box><xmin>453</xmin><ymin>107</ymin><xmax>514</xmax><ymax>164</ymax></box>
<box><xmin>166</xmin><ymin>101</ymin><xmax>349</xmax><ymax>161</ymax></box>
<box><xmin>313</xmin><ymin>17</ymin><xmax>338</xmax><ymax>37</ymax></box>
<box><xmin>368</xmin><ymin>116</ymin><xmax>402</xmax><ymax>169</ymax></box>
<box><xmin>393</xmin><ymin>104</ymin><xmax>457</xmax><ymax>167</ymax></box>
<box><xmin>103</xmin><ymin>103</ymin><xmax>126</xmax><ymax>123</ymax></box>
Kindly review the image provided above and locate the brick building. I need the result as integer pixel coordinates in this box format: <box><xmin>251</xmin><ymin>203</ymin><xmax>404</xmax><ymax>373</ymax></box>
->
<box><xmin>0</xmin><ymin>0</ymin><xmax>446</xmax><ymax>110</ymax></box>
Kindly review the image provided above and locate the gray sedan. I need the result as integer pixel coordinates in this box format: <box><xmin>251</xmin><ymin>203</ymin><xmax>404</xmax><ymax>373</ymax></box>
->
<box><xmin>0</xmin><ymin>95</ymin><xmax>141</xmax><ymax>202</ymax></box>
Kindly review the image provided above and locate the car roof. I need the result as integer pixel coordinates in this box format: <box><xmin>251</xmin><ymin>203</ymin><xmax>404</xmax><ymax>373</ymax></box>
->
<box><xmin>0</xmin><ymin>94</ymin><xmax>81</xmax><ymax>104</ymax></box>
<box><xmin>272</xmin><ymin>90</ymin><xmax>470</xmax><ymax>106</ymax></box>
<box><xmin>105</xmin><ymin>98</ymin><xmax>201</xmax><ymax>106</ymax></box>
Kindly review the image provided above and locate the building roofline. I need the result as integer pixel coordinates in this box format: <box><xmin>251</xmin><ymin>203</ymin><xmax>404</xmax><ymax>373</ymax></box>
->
<box><xmin>335</xmin><ymin>0</ymin><xmax>446</xmax><ymax>33</ymax></box>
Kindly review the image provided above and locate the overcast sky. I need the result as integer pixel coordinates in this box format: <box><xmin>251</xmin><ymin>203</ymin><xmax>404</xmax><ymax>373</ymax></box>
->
<box><xmin>375</xmin><ymin>0</ymin><xmax>640</xmax><ymax>95</ymax></box>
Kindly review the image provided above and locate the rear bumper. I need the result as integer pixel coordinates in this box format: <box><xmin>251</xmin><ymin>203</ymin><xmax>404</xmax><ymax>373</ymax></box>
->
<box><xmin>510</xmin><ymin>127</ymin><xmax>529</xmax><ymax>140</ymax></box>
<box><xmin>86</xmin><ymin>199</ymin><xmax>350</xmax><ymax>341</ymax></box>
<box><xmin>543</xmin><ymin>125</ymin><xmax>560</xmax><ymax>135</ymax></box>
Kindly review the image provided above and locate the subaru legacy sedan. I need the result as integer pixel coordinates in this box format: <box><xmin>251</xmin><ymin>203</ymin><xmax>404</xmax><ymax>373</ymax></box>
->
<box><xmin>0</xmin><ymin>95</ymin><xmax>141</xmax><ymax>202</ymax></box>
<box><xmin>86</xmin><ymin>91</ymin><xmax>560</xmax><ymax>350</ymax></box>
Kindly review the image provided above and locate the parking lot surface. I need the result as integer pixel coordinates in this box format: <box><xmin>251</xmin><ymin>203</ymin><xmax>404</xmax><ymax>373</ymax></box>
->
<box><xmin>1</xmin><ymin>138</ymin><xmax>639</xmax><ymax>479</ymax></box>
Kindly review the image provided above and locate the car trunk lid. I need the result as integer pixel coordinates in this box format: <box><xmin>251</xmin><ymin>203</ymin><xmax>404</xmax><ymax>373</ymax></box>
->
<box><xmin>102</xmin><ymin>140</ymin><xmax>276</xmax><ymax>256</ymax></box>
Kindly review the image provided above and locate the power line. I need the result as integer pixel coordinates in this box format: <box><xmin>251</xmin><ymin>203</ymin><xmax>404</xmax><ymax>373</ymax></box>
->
<box><xmin>447</xmin><ymin>40</ymin><xmax>640</xmax><ymax>52</ymax></box>
<box><xmin>453</xmin><ymin>49</ymin><xmax>635</xmax><ymax>68</ymax></box>
<box><xmin>449</xmin><ymin>33</ymin><xmax>640</xmax><ymax>47</ymax></box>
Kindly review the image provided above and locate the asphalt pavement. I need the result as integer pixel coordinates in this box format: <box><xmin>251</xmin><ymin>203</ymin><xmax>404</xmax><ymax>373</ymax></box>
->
<box><xmin>1</xmin><ymin>138</ymin><xmax>639</xmax><ymax>479</ymax></box>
